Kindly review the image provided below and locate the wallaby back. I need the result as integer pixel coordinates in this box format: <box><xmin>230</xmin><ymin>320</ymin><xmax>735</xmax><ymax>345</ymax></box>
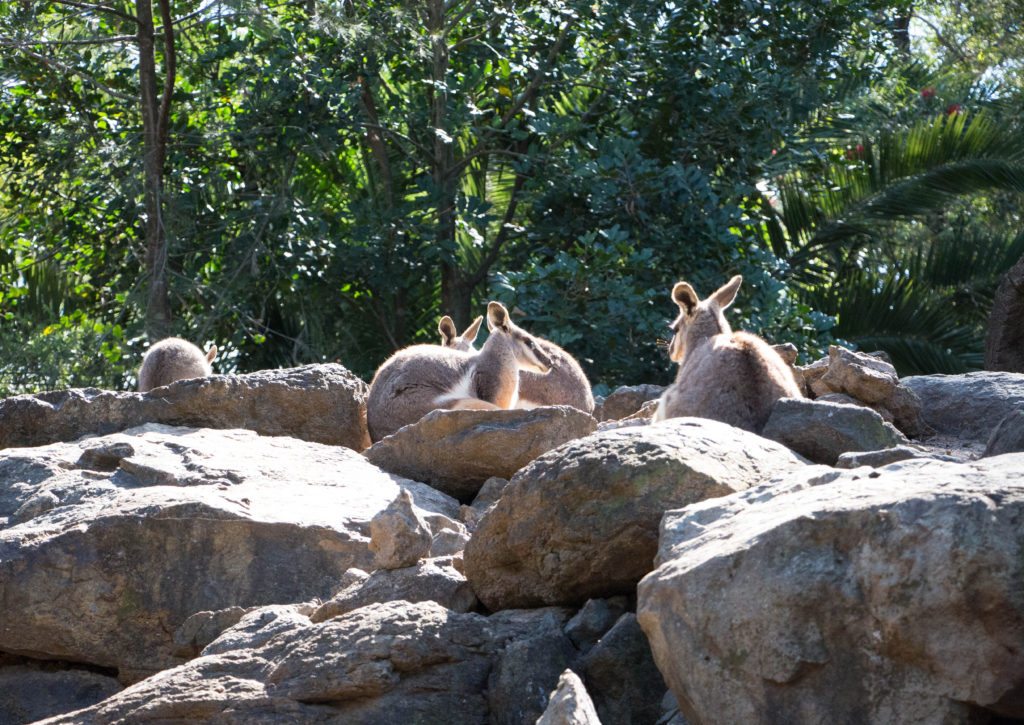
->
<box><xmin>138</xmin><ymin>337</ymin><xmax>217</xmax><ymax>392</ymax></box>
<box><xmin>654</xmin><ymin>275</ymin><xmax>801</xmax><ymax>432</ymax></box>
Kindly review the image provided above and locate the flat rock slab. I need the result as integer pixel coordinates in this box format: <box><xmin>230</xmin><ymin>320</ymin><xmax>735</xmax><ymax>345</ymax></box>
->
<box><xmin>42</xmin><ymin>600</ymin><xmax>573</xmax><ymax>724</ymax></box>
<box><xmin>0</xmin><ymin>425</ymin><xmax>457</xmax><ymax>682</ymax></box>
<box><xmin>364</xmin><ymin>406</ymin><xmax>597</xmax><ymax>500</ymax></box>
<box><xmin>464</xmin><ymin>418</ymin><xmax>807</xmax><ymax>611</ymax></box>
<box><xmin>0</xmin><ymin>363</ymin><xmax>371</xmax><ymax>452</ymax></box>
<box><xmin>638</xmin><ymin>454</ymin><xmax>1024</xmax><ymax>724</ymax></box>
<box><xmin>903</xmin><ymin>371</ymin><xmax>1024</xmax><ymax>445</ymax></box>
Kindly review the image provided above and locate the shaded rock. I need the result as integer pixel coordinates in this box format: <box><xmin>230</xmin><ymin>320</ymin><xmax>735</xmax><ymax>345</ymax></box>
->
<box><xmin>310</xmin><ymin>559</ymin><xmax>477</xmax><ymax>622</ymax></box>
<box><xmin>369</xmin><ymin>490</ymin><xmax>433</xmax><ymax>569</ymax></box>
<box><xmin>172</xmin><ymin>606</ymin><xmax>253</xmax><ymax>659</ymax></box>
<box><xmin>365</xmin><ymin>406</ymin><xmax>597</xmax><ymax>501</ymax></box>
<box><xmin>464</xmin><ymin>418</ymin><xmax>806</xmax><ymax>611</ymax></box>
<box><xmin>0</xmin><ymin>663</ymin><xmax>122</xmax><ymax>724</ymax></box>
<box><xmin>596</xmin><ymin>384</ymin><xmax>665</xmax><ymax>422</ymax></box>
<box><xmin>537</xmin><ymin>670</ymin><xmax>602</xmax><ymax>725</ymax></box>
<box><xmin>983</xmin><ymin>410</ymin><xmax>1024</xmax><ymax>457</ymax></box>
<box><xmin>461</xmin><ymin>476</ymin><xmax>509</xmax><ymax>531</ymax></box>
<box><xmin>43</xmin><ymin>600</ymin><xmax>573</xmax><ymax>724</ymax></box>
<box><xmin>0</xmin><ymin>425</ymin><xmax>457</xmax><ymax>682</ymax></box>
<box><xmin>903</xmin><ymin>371</ymin><xmax>1024</xmax><ymax>445</ymax></box>
<box><xmin>581</xmin><ymin>614</ymin><xmax>666</xmax><ymax>725</ymax></box>
<box><xmin>638</xmin><ymin>455</ymin><xmax>1024</xmax><ymax>724</ymax></box>
<box><xmin>771</xmin><ymin>343</ymin><xmax>799</xmax><ymax>366</ymax></box>
<box><xmin>835</xmin><ymin>445</ymin><xmax>960</xmax><ymax>469</ymax></box>
<box><xmin>985</xmin><ymin>251</ymin><xmax>1024</xmax><ymax>372</ymax></box>
<box><xmin>564</xmin><ymin>597</ymin><xmax>630</xmax><ymax>653</ymax></box>
<box><xmin>0</xmin><ymin>364</ymin><xmax>370</xmax><ymax>451</ymax></box>
<box><xmin>762</xmin><ymin>398</ymin><xmax>906</xmax><ymax>465</ymax></box>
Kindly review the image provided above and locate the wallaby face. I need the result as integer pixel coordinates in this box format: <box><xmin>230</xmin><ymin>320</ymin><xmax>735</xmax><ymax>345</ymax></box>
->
<box><xmin>487</xmin><ymin>301</ymin><xmax>552</xmax><ymax>373</ymax></box>
<box><xmin>667</xmin><ymin>275</ymin><xmax>741</xmax><ymax>363</ymax></box>
<box><xmin>438</xmin><ymin>315</ymin><xmax>483</xmax><ymax>353</ymax></box>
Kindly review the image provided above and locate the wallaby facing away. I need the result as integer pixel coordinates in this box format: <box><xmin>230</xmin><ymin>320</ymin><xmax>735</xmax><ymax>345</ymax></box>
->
<box><xmin>439</xmin><ymin>314</ymin><xmax>595</xmax><ymax>414</ymax></box>
<box><xmin>367</xmin><ymin>302</ymin><xmax>552</xmax><ymax>442</ymax></box>
<box><xmin>138</xmin><ymin>337</ymin><xmax>217</xmax><ymax>392</ymax></box>
<box><xmin>653</xmin><ymin>275</ymin><xmax>801</xmax><ymax>432</ymax></box>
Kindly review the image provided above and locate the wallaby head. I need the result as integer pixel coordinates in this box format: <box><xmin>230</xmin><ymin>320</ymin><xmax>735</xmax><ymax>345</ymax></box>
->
<box><xmin>138</xmin><ymin>336</ymin><xmax>216</xmax><ymax>392</ymax></box>
<box><xmin>438</xmin><ymin>314</ymin><xmax>483</xmax><ymax>352</ymax></box>
<box><xmin>486</xmin><ymin>301</ymin><xmax>552</xmax><ymax>373</ymax></box>
<box><xmin>667</xmin><ymin>275</ymin><xmax>742</xmax><ymax>363</ymax></box>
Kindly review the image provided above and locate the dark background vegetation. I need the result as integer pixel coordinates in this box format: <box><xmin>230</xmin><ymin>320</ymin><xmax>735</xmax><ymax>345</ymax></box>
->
<box><xmin>2</xmin><ymin>0</ymin><xmax>1023</xmax><ymax>395</ymax></box>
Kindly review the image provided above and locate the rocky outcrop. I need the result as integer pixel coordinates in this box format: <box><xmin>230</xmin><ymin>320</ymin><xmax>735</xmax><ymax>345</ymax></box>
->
<box><xmin>464</xmin><ymin>418</ymin><xmax>806</xmax><ymax>611</ymax></box>
<box><xmin>364</xmin><ymin>406</ymin><xmax>596</xmax><ymax>500</ymax></box>
<box><xmin>985</xmin><ymin>252</ymin><xmax>1024</xmax><ymax>372</ymax></box>
<box><xmin>983</xmin><ymin>410</ymin><xmax>1024</xmax><ymax>457</ymax></box>
<box><xmin>0</xmin><ymin>660</ymin><xmax>121</xmax><ymax>725</ymax></box>
<box><xmin>903</xmin><ymin>371</ymin><xmax>1024</xmax><ymax>445</ymax></box>
<box><xmin>42</xmin><ymin>601</ymin><xmax>574</xmax><ymax>724</ymax></box>
<box><xmin>595</xmin><ymin>384</ymin><xmax>665</xmax><ymax>422</ymax></box>
<box><xmin>0</xmin><ymin>364</ymin><xmax>371</xmax><ymax>451</ymax></box>
<box><xmin>537</xmin><ymin>670</ymin><xmax>602</xmax><ymax>725</ymax></box>
<box><xmin>638</xmin><ymin>455</ymin><xmax>1024</xmax><ymax>724</ymax></box>
<box><xmin>0</xmin><ymin>425</ymin><xmax>457</xmax><ymax>682</ymax></box>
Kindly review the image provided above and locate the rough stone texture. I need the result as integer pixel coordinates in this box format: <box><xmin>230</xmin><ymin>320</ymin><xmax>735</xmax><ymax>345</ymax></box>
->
<box><xmin>762</xmin><ymin>398</ymin><xmax>906</xmax><ymax>465</ymax></box>
<box><xmin>985</xmin><ymin>252</ymin><xmax>1024</xmax><ymax>372</ymax></box>
<box><xmin>0</xmin><ymin>425</ymin><xmax>458</xmax><ymax>682</ymax></box>
<box><xmin>369</xmin><ymin>490</ymin><xmax>433</xmax><ymax>569</ymax></box>
<box><xmin>0</xmin><ymin>364</ymin><xmax>371</xmax><ymax>452</ymax></box>
<box><xmin>596</xmin><ymin>384</ymin><xmax>666</xmax><ymax>422</ymax></box>
<box><xmin>834</xmin><ymin>445</ymin><xmax>960</xmax><ymax>469</ymax></box>
<box><xmin>903</xmin><ymin>371</ymin><xmax>1024</xmax><ymax>445</ymax></box>
<box><xmin>564</xmin><ymin>597</ymin><xmax>630</xmax><ymax>653</ymax></box>
<box><xmin>581</xmin><ymin>614</ymin><xmax>666</xmax><ymax>725</ymax></box>
<box><xmin>172</xmin><ymin>607</ymin><xmax>253</xmax><ymax>659</ymax></box>
<box><xmin>0</xmin><ymin>663</ymin><xmax>122</xmax><ymax>725</ymax></box>
<box><xmin>364</xmin><ymin>406</ymin><xmax>597</xmax><ymax>500</ymax></box>
<box><xmin>310</xmin><ymin>559</ymin><xmax>477</xmax><ymax>623</ymax></box>
<box><xmin>464</xmin><ymin>418</ymin><xmax>806</xmax><ymax>611</ymax></box>
<box><xmin>537</xmin><ymin>670</ymin><xmax>603</xmax><ymax>725</ymax></box>
<box><xmin>42</xmin><ymin>601</ymin><xmax>573</xmax><ymax>724</ymax></box>
<box><xmin>638</xmin><ymin>455</ymin><xmax>1024</xmax><ymax>724</ymax></box>
<box><xmin>983</xmin><ymin>410</ymin><xmax>1024</xmax><ymax>458</ymax></box>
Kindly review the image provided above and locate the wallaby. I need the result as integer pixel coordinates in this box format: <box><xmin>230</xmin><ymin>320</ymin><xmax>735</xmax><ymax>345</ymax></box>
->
<box><xmin>439</xmin><ymin>314</ymin><xmax>595</xmax><ymax>414</ymax></box>
<box><xmin>367</xmin><ymin>302</ymin><xmax>553</xmax><ymax>442</ymax></box>
<box><xmin>138</xmin><ymin>337</ymin><xmax>218</xmax><ymax>392</ymax></box>
<box><xmin>653</xmin><ymin>275</ymin><xmax>802</xmax><ymax>432</ymax></box>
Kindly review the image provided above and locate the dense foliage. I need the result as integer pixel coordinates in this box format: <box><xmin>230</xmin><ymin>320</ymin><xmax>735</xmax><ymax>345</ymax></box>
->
<box><xmin>1</xmin><ymin>0</ymin><xmax>1021</xmax><ymax>395</ymax></box>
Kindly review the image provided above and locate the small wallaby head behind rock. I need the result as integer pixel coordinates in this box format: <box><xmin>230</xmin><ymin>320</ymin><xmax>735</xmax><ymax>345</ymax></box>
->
<box><xmin>438</xmin><ymin>314</ymin><xmax>483</xmax><ymax>353</ymax></box>
<box><xmin>367</xmin><ymin>302</ymin><xmax>552</xmax><ymax>441</ymax></box>
<box><xmin>654</xmin><ymin>275</ymin><xmax>801</xmax><ymax>432</ymax></box>
<box><xmin>138</xmin><ymin>337</ymin><xmax>217</xmax><ymax>392</ymax></box>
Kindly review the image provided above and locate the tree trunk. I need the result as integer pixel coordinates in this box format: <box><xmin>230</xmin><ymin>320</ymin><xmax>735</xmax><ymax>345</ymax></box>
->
<box><xmin>985</xmin><ymin>252</ymin><xmax>1024</xmax><ymax>372</ymax></box>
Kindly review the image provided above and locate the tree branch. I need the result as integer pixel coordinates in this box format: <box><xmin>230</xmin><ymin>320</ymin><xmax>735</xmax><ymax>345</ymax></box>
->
<box><xmin>0</xmin><ymin>35</ymin><xmax>138</xmax><ymax>46</ymax></box>
<box><xmin>51</xmin><ymin>0</ymin><xmax>137</xmax><ymax>24</ymax></box>
<box><xmin>7</xmin><ymin>46</ymin><xmax>136</xmax><ymax>101</ymax></box>
<box><xmin>156</xmin><ymin>0</ymin><xmax>175</xmax><ymax>170</ymax></box>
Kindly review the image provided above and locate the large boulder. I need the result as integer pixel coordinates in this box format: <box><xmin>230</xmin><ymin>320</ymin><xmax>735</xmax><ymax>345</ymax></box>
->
<box><xmin>364</xmin><ymin>407</ymin><xmax>597</xmax><ymax>500</ymax></box>
<box><xmin>537</xmin><ymin>670</ymin><xmax>603</xmax><ymax>725</ymax></box>
<box><xmin>0</xmin><ymin>425</ymin><xmax>457</xmax><ymax>682</ymax></box>
<box><xmin>595</xmin><ymin>384</ymin><xmax>665</xmax><ymax>422</ymax></box>
<box><xmin>638</xmin><ymin>455</ymin><xmax>1024</xmax><ymax>724</ymax></box>
<box><xmin>903</xmin><ymin>371</ymin><xmax>1024</xmax><ymax>446</ymax></box>
<box><xmin>985</xmin><ymin>252</ymin><xmax>1024</xmax><ymax>372</ymax></box>
<box><xmin>464</xmin><ymin>418</ymin><xmax>806</xmax><ymax>611</ymax></box>
<box><xmin>0</xmin><ymin>660</ymin><xmax>121</xmax><ymax>725</ymax></box>
<box><xmin>0</xmin><ymin>364</ymin><xmax>371</xmax><ymax>451</ymax></box>
<box><xmin>42</xmin><ymin>600</ymin><xmax>573</xmax><ymax>724</ymax></box>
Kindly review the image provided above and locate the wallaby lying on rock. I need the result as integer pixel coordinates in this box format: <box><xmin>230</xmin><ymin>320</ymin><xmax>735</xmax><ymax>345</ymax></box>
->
<box><xmin>654</xmin><ymin>275</ymin><xmax>801</xmax><ymax>432</ymax></box>
<box><xmin>138</xmin><ymin>337</ymin><xmax>217</xmax><ymax>392</ymax></box>
<box><xmin>368</xmin><ymin>302</ymin><xmax>552</xmax><ymax>441</ymax></box>
<box><xmin>439</xmin><ymin>312</ymin><xmax>595</xmax><ymax>414</ymax></box>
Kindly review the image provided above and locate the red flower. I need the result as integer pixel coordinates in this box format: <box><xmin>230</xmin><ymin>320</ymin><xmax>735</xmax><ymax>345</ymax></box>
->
<box><xmin>946</xmin><ymin>103</ymin><xmax>963</xmax><ymax>115</ymax></box>
<box><xmin>856</xmin><ymin>144</ymin><xmax>865</xmax><ymax>154</ymax></box>
<box><xmin>921</xmin><ymin>87</ymin><xmax>936</xmax><ymax>99</ymax></box>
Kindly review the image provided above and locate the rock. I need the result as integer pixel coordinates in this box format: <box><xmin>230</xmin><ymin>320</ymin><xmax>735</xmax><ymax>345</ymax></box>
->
<box><xmin>596</xmin><ymin>384</ymin><xmax>666</xmax><ymax>422</ymax></box>
<box><xmin>771</xmin><ymin>343</ymin><xmax>799</xmax><ymax>366</ymax></box>
<box><xmin>883</xmin><ymin>384</ymin><xmax>929</xmax><ymax>439</ymax></box>
<box><xmin>903</xmin><ymin>371</ymin><xmax>1024</xmax><ymax>445</ymax></box>
<box><xmin>461</xmin><ymin>476</ymin><xmax>509</xmax><ymax>531</ymax></box>
<box><xmin>564</xmin><ymin>597</ymin><xmax>630</xmax><ymax>652</ymax></box>
<box><xmin>537</xmin><ymin>670</ymin><xmax>602</xmax><ymax>725</ymax></box>
<box><xmin>0</xmin><ymin>425</ymin><xmax>458</xmax><ymax>682</ymax></box>
<box><xmin>983</xmin><ymin>410</ymin><xmax>1024</xmax><ymax>457</ymax></box>
<box><xmin>762</xmin><ymin>398</ymin><xmax>906</xmax><ymax>465</ymax></box>
<box><xmin>581</xmin><ymin>614</ymin><xmax>667</xmax><ymax>725</ymax></box>
<box><xmin>0</xmin><ymin>364</ymin><xmax>371</xmax><ymax>452</ymax></box>
<box><xmin>985</xmin><ymin>252</ymin><xmax>1024</xmax><ymax>372</ymax></box>
<box><xmin>42</xmin><ymin>601</ymin><xmax>574</xmax><ymax>724</ymax></box>
<box><xmin>172</xmin><ymin>606</ymin><xmax>253</xmax><ymax>658</ymax></box>
<box><xmin>820</xmin><ymin>345</ymin><xmax>898</xmax><ymax>404</ymax></box>
<box><xmin>464</xmin><ymin>418</ymin><xmax>806</xmax><ymax>611</ymax></box>
<box><xmin>834</xmin><ymin>444</ymin><xmax>960</xmax><ymax>468</ymax></box>
<box><xmin>310</xmin><ymin>558</ymin><xmax>477</xmax><ymax>622</ymax></box>
<box><xmin>369</xmin><ymin>490</ymin><xmax>434</xmax><ymax>569</ymax></box>
<box><xmin>638</xmin><ymin>455</ymin><xmax>1024</xmax><ymax>724</ymax></box>
<box><xmin>365</xmin><ymin>406</ymin><xmax>597</xmax><ymax>501</ymax></box>
<box><xmin>0</xmin><ymin>661</ymin><xmax>122</xmax><ymax>725</ymax></box>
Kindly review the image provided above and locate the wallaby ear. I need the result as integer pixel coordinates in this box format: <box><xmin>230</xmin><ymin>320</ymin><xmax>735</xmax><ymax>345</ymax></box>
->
<box><xmin>463</xmin><ymin>315</ymin><xmax>484</xmax><ymax>343</ymax></box>
<box><xmin>487</xmin><ymin>301</ymin><xmax>510</xmax><ymax>332</ymax></box>
<box><xmin>711</xmin><ymin>275</ymin><xmax>742</xmax><ymax>309</ymax></box>
<box><xmin>206</xmin><ymin>345</ymin><xmax>218</xmax><ymax>363</ymax></box>
<box><xmin>672</xmin><ymin>282</ymin><xmax>699</xmax><ymax>315</ymax></box>
<box><xmin>438</xmin><ymin>316</ymin><xmax>457</xmax><ymax>345</ymax></box>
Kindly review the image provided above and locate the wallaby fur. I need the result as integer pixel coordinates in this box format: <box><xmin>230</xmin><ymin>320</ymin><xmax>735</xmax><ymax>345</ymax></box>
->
<box><xmin>138</xmin><ymin>337</ymin><xmax>217</xmax><ymax>392</ymax></box>
<box><xmin>367</xmin><ymin>302</ymin><xmax>552</xmax><ymax>442</ymax></box>
<box><xmin>653</xmin><ymin>275</ymin><xmax>802</xmax><ymax>432</ymax></box>
<box><xmin>439</xmin><ymin>314</ymin><xmax>595</xmax><ymax>414</ymax></box>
